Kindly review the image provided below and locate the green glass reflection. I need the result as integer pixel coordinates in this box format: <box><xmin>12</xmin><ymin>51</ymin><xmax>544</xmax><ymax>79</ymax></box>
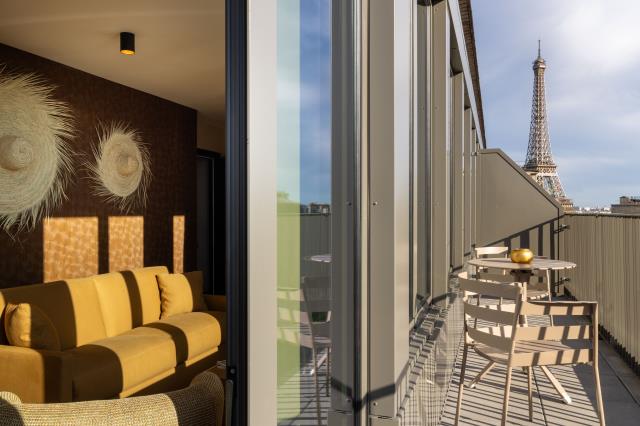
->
<box><xmin>277</xmin><ymin>0</ymin><xmax>302</xmax><ymax>420</ymax></box>
<box><xmin>276</xmin><ymin>0</ymin><xmax>331</xmax><ymax>422</ymax></box>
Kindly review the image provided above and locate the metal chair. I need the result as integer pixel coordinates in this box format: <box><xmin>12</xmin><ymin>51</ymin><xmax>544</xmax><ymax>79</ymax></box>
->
<box><xmin>301</xmin><ymin>276</ymin><xmax>331</xmax><ymax>390</ymax></box>
<box><xmin>473</xmin><ymin>246</ymin><xmax>509</xmax><ymax>276</ymax></box>
<box><xmin>473</xmin><ymin>246</ymin><xmax>509</xmax><ymax>258</ymax></box>
<box><xmin>465</xmin><ymin>270</ymin><xmax>555</xmax><ymax>390</ymax></box>
<box><xmin>276</xmin><ymin>280</ymin><xmax>330</xmax><ymax>425</ymax></box>
<box><xmin>455</xmin><ymin>272</ymin><xmax>605</xmax><ymax>425</ymax></box>
<box><xmin>476</xmin><ymin>270</ymin><xmax>552</xmax><ymax>301</ymax></box>
<box><xmin>301</xmin><ymin>276</ymin><xmax>332</xmax><ymax>423</ymax></box>
<box><xmin>470</xmin><ymin>253</ymin><xmax>559</xmax><ymax>394</ymax></box>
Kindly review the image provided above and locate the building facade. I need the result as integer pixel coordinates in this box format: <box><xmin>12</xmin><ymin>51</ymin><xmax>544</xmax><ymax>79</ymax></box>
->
<box><xmin>611</xmin><ymin>196</ymin><xmax>640</xmax><ymax>215</ymax></box>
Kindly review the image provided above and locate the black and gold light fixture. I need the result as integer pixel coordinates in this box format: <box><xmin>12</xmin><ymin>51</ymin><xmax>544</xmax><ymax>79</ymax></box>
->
<box><xmin>120</xmin><ymin>32</ymin><xmax>135</xmax><ymax>55</ymax></box>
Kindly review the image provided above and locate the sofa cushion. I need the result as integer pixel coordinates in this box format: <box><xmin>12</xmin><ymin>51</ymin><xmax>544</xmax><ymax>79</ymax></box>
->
<box><xmin>4</xmin><ymin>303</ymin><xmax>61</xmax><ymax>351</ymax></box>
<box><xmin>183</xmin><ymin>271</ymin><xmax>207</xmax><ymax>312</ymax></box>
<box><xmin>156</xmin><ymin>272</ymin><xmax>207</xmax><ymax>319</ymax></box>
<box><xmin>141</xmin><ymin>311</ymin><xmax>222</xmax><ymax>364</ymax></box>
<box><xmin>128</xmin><ymin>266</ymin><xmax>168</xmax><ymax>324</ymax></box>
<box><xmin>93</xmin><ymin>267</ymin><xmax>167</xmax><ymax>337</ymax></box>
<box><xmin>93</xmin><ymin>273</ymin><xmax>136</xmax><ymax>337</ymax></box>
<box><xmin>0</xmin><ymin>278</ymin><xmax>107</xmax><ymax>350</ymax></box>
<box><xmin>68</xmin><ymin>327</ymin><xmax>178</xmax><ymax>401</ymax></box>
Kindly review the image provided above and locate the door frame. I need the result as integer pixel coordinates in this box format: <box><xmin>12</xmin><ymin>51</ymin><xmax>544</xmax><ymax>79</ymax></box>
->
<box><xmin>225</xmin><ymin>0</ymin><xmax>248</xmax><ymax>424</ymax></box>
<box><xmin>228</xmin><ymin>0</ymin><xmax>363</xmax><ymax>424</ymax></box>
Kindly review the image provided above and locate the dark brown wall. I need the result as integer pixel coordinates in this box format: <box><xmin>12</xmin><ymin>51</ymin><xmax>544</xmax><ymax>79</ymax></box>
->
<box><xmin>0</xmin><ymin>43</ymin><xmax>197</xmax><ymax>288</ymax></box>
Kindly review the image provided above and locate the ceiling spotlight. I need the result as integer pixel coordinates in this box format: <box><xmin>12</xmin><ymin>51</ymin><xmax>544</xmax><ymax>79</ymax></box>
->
<box><xmin>120</xmin><ymin>32</ymin><xmax>135</xmax><ymax>55</ymax></box>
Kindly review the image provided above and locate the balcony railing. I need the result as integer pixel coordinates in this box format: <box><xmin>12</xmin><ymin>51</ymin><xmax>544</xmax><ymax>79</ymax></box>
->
<box><xmin>560</xmin><ymin>213</ymin><xmax>640</xmax><ymax>374</ymax></box>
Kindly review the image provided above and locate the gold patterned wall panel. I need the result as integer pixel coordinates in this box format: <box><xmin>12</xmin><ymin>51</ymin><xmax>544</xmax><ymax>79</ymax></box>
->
<box><xmin>108</xmin><ymin>216</ymin><xmax>144</xmax><ymax>272</ymax></box>
<box><xmin>43</xmin><ymin>217</ymin><xmax>99</xmax><ymax>282</ymax></box>
<box><xmin>173</xmin><ymin>215</ymin><xmax>185</xmax><ymax>273</ymax></box>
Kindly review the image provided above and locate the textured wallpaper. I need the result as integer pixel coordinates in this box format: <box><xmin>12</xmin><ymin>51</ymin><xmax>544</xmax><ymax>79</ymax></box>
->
<box><xmin>43</xmin><ymin>217</ymin><xmax>99</xmax><ymax>282</ymax></box>
<box><xmin>0</xmin><ymin>43</ymin><xmax>197</xmax><ymax>288</ymax></box>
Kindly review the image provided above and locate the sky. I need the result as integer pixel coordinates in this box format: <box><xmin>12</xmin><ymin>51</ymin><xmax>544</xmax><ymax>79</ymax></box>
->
<box><xmin>299</xmin><ymin>0</ymin><xmax>331</xmax><ymax>205</ymax></box>
<box><xmin>472</xmin><ymin>0</ymin><xmax>640</xmax><ymax>208</ymax></box>
<box><xmin>277</xmin><ymin>0</ymin><xmax>331</xmax><ymax>206</ymax></box>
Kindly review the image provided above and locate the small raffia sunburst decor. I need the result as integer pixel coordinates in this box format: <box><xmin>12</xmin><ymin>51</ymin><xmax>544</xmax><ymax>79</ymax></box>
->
<box><xmin>0</xmin><ymin>68</ymin><xmax>75</xmax><ymax>234</ymax></box>
<box><xmin>88</xmin><ymin>123</ymin><xmax>151</xmax><ymax>212</ymax></box>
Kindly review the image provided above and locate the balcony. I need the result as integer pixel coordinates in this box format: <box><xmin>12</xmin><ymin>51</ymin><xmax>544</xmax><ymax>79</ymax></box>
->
<box><xmin>397</xmin><ymin>282</ymin><xmax>640</xmax><ymax>425</ymax></box>
<box><xmin>394</xmin><ymin>151</ymin><xmax>640</xmax><ymax>425</ymax></box>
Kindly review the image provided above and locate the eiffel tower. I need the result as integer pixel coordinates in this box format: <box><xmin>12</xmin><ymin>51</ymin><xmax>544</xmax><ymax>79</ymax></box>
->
<box><xmin>523</xmin><ymin>41</ymin><xmax>574</xmax><ymax>211</ymax></box>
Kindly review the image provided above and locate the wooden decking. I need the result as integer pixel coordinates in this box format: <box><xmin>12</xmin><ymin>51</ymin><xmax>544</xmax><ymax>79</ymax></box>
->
<box><xmin>441</xmin><ymin>339</ymin><xmax>640</xmax><ymax>425</ymax></box>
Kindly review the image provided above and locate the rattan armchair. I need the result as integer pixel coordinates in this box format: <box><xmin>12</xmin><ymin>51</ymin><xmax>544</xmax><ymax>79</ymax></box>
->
<box><xmin>0</xmin><ymin>371</ymin><xmax>224</xmax><ymax>426</ymax></box>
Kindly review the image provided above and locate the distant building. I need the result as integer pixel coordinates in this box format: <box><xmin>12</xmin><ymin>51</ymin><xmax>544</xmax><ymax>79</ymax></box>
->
<box><xmin>308</xmin><ymin>203</ymin><xmax>331</xmax><ymax>215</ymax></box>
<box><xmin>574</xmin><ymin>206</ymin><xmax>611</xmax><ymax>214</ymax></box>
<box><xmin>611</xmin><ymin>196</ymin><xmax>640</xmax><ymax>215</ymax></box>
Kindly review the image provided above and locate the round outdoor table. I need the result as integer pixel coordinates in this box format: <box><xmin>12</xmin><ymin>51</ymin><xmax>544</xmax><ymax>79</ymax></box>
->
<box><xmin>306</xmin><ymin>254</ymin><xmax>332</xmax><ymax>264</ymax></box>
<box><xmin>465</xmin><ymin>257</ymin><xmax>577</xmax><ymax>405</ymax></box>
<box><xmin>467</xmin><ymin>257</ymin><xmax>576</xmax><ymax>282</ymax></box>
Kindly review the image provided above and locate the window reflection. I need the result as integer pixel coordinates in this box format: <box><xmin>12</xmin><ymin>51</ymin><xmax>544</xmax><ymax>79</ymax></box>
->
<box><xmin>276</xmin><ymin>0</ymin><xmax>332</xmax><ymax>424</ymax></box>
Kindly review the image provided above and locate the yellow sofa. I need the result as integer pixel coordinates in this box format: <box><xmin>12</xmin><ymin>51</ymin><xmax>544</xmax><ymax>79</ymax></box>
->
<box><xmin>0</xmin><ymin>266</ymin><xmax>226</xmax><ymax>403</ymax></box>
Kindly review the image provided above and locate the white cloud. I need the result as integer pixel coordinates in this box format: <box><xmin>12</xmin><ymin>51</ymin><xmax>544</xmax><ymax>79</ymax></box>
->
<box><xmin>556</xmin><ymin>1</ymin><xmax>640</xmax><ymax>74</ymax></box>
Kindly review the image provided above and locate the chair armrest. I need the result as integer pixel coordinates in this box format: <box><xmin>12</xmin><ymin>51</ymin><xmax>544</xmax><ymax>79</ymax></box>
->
<box><xmin>524</xmin><ymin>300</ymin><xmax>598</xmax><ymax>319</ymax></box>
<box><xmin>204</xmin><ymin>294</ymin><xmax>227</xmax><ymax>312</ymax></box>
<box><xmin>528</xmin><ymin>300</ymin><xmax>597</xmax><ymax>306</ymax></box>
<box><xmin>0</xmin><ymin>345</ymin><xmax>72</xmax><ymax>403</ymax></box>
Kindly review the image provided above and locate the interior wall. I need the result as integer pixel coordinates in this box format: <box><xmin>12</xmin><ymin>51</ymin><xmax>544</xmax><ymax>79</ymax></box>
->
<box><xmin>197</xmin><ymin>112</ymin><xmax>225</xmax><ymax>155</ymax></box>
<box><xmin>0</xmin><ymin>43</ymin><xmax>197</xmax><ymax>288</ymax></box>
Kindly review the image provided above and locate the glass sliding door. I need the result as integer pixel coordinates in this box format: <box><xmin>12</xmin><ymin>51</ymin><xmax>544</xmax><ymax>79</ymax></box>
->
<box><xmin>247</xmin><ymin>0</ymin><xmax>358</xmax><ymax>424</ymax></box>
<box><xmin>276</xmin><ymin>0</ymin><xmax>333</xmax><ymax>423</ymax></box>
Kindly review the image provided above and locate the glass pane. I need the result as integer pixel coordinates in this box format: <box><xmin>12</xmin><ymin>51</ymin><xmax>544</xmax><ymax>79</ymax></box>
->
<box><xmin>276</xmin><ymin>0</ymin><xmax>332</xmax><ymax>423</ymax></box>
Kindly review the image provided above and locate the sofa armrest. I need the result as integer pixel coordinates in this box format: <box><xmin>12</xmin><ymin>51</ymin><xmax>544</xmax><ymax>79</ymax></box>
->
<box><xmin>0</xmin><ymin>345</ymin><xmax>72</xmax><ymax>403</ymax></box>
<box><xmin>204</xmin><ymin>294</ymin><xmax>227</xmax><ymax>312</ymax></box>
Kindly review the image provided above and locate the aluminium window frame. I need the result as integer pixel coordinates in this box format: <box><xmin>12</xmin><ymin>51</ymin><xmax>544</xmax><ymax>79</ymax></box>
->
<box><xmin>225</xmin><ymin>0</ymin><xmax>248</xmax><ymax>425</ymax></box>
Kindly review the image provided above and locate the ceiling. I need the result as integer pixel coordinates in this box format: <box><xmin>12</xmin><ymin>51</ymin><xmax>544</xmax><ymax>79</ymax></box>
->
<box><xmin>0</xmin><ymin>0</ymin><xmax>225</xmax><ymax>125</ymax></box>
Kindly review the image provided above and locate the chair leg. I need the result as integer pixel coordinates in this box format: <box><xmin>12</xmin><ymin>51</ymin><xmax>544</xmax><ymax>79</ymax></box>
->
<box><xmin>593</xmin><ymin>360</ymin><xmax>606</xmax><ymax>425</ymax></box>
<box><xmin>311</xmin><ymin>345</ymin><xmax>322</xmax><ymax>425</ymax></box>
<box><xmin>540</xmin><ymin>365</ymin><xmax>572</xmax><ymax>404</ymax></box>
<box><xmin>455</xmin><ymin>343</ymin><xmax>469</xmax><ymax>425</ymax></box>
<box><xmin>467</xmin><ymin>361</ymin><xmax>495</xmax><ymax>389</ymax></box>
<box><xmin>501</xmin><ymin>367</ymin><xmax>513</xmax><ymax>426</ymax></box>
<box><xmin>547</xmin><ymin>272</ymin><xmax>555</xmax><ymax>326</ymax></box>
<box><xmin>326</xmin><ymin>347</ymin><xmax>331</xmax><ymax>397</ymax></box>
<box><xmin>527</xmin><ymin>367</ymin><xmax>533</xmax><ymax>422</ymax></box>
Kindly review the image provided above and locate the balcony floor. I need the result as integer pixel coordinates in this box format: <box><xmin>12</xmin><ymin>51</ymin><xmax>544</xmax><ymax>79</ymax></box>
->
<box><xmin>441</xmin><ymin>338</ymin><xmax>640</xmax><ymax>425</ymax></box>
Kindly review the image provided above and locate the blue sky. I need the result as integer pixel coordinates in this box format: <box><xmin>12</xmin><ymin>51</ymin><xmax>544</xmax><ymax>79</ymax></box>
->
<box><xmin>299</xmin><ymin>0</ymin><xmax>331</xmax><ymax>205</ymax></box>
<box><xmin>472</xmin><ymin>0</ymin><xmax>640</xmax><ymax>207</ymax></box>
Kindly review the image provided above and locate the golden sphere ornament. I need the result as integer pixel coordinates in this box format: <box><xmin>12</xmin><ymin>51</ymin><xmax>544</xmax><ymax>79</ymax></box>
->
<box><xmin>510</xmin><ymin>248</ymin><xmax>534</xmax><ymax>264</ymax></box>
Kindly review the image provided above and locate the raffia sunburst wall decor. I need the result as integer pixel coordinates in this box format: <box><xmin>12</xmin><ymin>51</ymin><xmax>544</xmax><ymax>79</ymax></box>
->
<box><xmin>0</xmin><ymin>43</ymin><xmax>197</xmax><ymax>289</ymax></box>
<box><xmin>0</xmin><ymin>68</ymin><xmax>75</xmax><ymax>234</ymax></box>
<box><xmin>88</xmin><ymin>123</ymin><xmax>151</xmax><ymax>212</ymax></box>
